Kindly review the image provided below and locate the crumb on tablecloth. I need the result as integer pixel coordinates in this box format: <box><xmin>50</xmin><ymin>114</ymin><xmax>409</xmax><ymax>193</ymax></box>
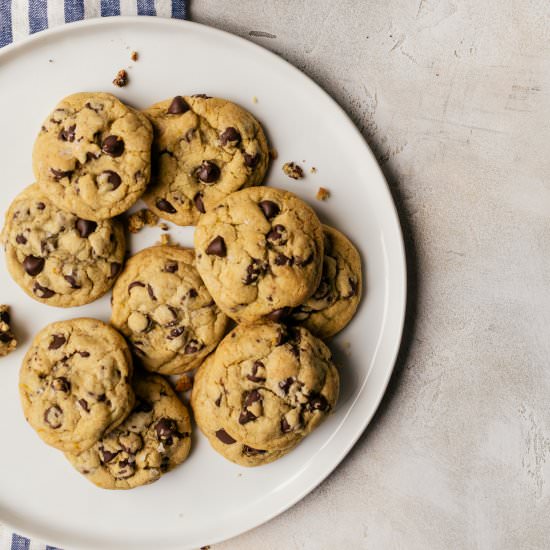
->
<box><xmin>130</xmin><ymin>51</ymin><xmax>139</xmax><ymax>61</ymax></box>
<box><xmin>252</xmin><ymin>96</ymin><xmax>258</xmax><ymax>104</ymax></box>
<box><xmin>0</xmin><ymin>305</ymin><xmax>17</xmax><ymax>357</ymax></box>
<box><xmin>316</xmin><ymin>187</ymin><xmax>330</xmax><ymax>201</ymax></box>
<box><xmin>282</xmin><ymin>161</ymin><xmax>304</xmax><ymax>180</ymax></box>
<box><xmin>113</xmin><ymin>69</ymin><xmax>129</xmax><ymax>87</ymax></box>
<box><xmin>127</xmin><ymin>209</ymin><xmax>159</xmax><ymax>233</ymax></box>
<box><xmin>159</xmin><ymin>222</ymin><xmax>169</xmax><ymax>231</ymax></box>
<box><xmin>175</xmin><ymin>375</ymin><xmax>194</xmax><ymax>393</ymax></box>
<box><xmin>158</xmin><ymin>233</ymin><xmax>170</xmax><ymax>246</ymax></box>
<box><xmin>310</xmin><ymin>166</ymin><xmax>318</xmax><ymax>174</ymax></box>
<box><xmin>270</xmin><ymin>148</ymin><xmax>278</xmax><ymax>161</ymax></box>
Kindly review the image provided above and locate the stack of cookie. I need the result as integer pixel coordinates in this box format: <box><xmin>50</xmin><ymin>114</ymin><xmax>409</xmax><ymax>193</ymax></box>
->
<box><xmin>3</xmin><ymin>91</ymin><xmax>362</xmax><ymax>489</ymax></box>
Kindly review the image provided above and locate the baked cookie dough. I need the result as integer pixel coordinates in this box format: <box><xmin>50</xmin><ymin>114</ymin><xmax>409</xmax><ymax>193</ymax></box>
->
<box><xmin>19</xmin><ymin>318</ymin><xmax>134</xmax><ymax>454</ymax></box>
<box><xmin>66</xmin><ymin>372</ymin><xmax>192</xmax><ymax>489</ymax></box>
<box><xmin>192</xmin><ymin>354</ymin><xmax>294</xmax><ymax>467</ymax></box>
<box><xmin>111</xmin><ymin>246</ymin><xmax>228</xmax><ymax>374</ymax></box>
<box><xmin>191</xmin><ymin>322</ymin><xmax>339</xmax><ymax>454</ymax></box>
<box><xmin>0</xmin><ymin>305</ymin><xmax>17</xmax><ymax>357</ymax></box>
<box><xmin>291</xmin><ymin>225</ymin><xmax>362</xmax><ymax>338</ymax></box>
<box><xmin>33</xmin><ymin>92</ymin><xmax>152</xmax><ymax>220</ymax></box>
<box><xmin>142</xmin><ymin>95</ymin><xmax>269</xmax><ymax>226</ymax></box>
<box><xmin>2</xmin><ymin>184</ymin><xmax>125</xmax><ymax>307</ymax></box>
<box><xmin>194</xmin><ymin>187</ymin><xmax>324</xmax><ymax>323</ymax></box>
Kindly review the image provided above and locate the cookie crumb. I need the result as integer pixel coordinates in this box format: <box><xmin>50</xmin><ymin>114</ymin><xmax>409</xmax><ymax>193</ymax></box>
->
<box><xmin>200</xmin><ymin>546</ymin><xmax>211</xmax><ymax>550</ymax></box>
<box><xmin>48</xmin><ymin>59</ymin><xmax>54</xmax><ymax>63</ymax></box>
<box><xmin>112</xmin><ymin>69</ymin><xmax>129</xmax><ymax>88</ymax></box>
<box><xmin>269</xmin><ymin>148</ymin><xmax>278</xmax><ymax>161</ymax></box>
<box><xmin>175</xmin><ymin>375</ymin><xmax>193</xmax><ymax>393</ymax></box>
<box><xmin>316</xmin><ymin>187</ymin><xmax>330</xmax><ymax>201</ymax></box>
<box><xmin>252</xmin><ymin>96</ymin><xmax>258</xmax><ymax>104</ymax></box>
<box><xmin>0</xmin><ymin>305</ymin><xmax>17</xmax><ymax>357</ymax></box>
<box><xmin>282</xmin><ymin>162</ymin><xmax>304</xmax><ymax>180</ymax></box>
<box><xmin>158</xmin><ymin>234</ymin><xmax>170</xmax><ymax>246</ymax></box>
<box><xmin>127</xmin><ymin>209</ymin><xmax>159</xmax><ymax>233</ymax></box>
<box><xmin>159</xmin><ymin>222</ymin><xmax>169</xmax><ymax>231</ymax></box>
<box><xmin>310</xmin><ymin>166</ymin><xmax>317</xmax><ymax>174</ymax></box>
<box><xmin>130</xmin><ymin>51</ymin><xmax>139</xmax><ymax>62</ymax></box>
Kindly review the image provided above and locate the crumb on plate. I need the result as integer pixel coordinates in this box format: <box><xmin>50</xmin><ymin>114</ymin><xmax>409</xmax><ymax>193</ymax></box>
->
<box><xmin>112</xmin><ymin>69</ymin><xmax>129</xmax><ymax>88</ymax></box>
<box><xmin>282</xmin><ymin>161</ymin><xmax>304</xmax><ymax>180</ymax></box>
<box><xmin>158</xmin><ymin>233</ymin><xmax>170</xmax><ymax>246</ymax></box>
<box><xmin>310</xmin><ymin>166</ymin><xmax>317</xmax><ymax>174</ymax></box>
<box><xmin>130</xmin><ymin>51</ymin><xmax>138</xmax><ymax>62</ymax></box>
<box><xmin>269</xmin><ymin>148</ymin><xmax>278</xmax><ymax>161</ymax></box>
<box><xmin>316</xmin><ymin>187</ymin><xmax>330</xmax><ymax>201</ymax></box>
<box><xmin>0</xmin><ymin>305</ymin><xmax>17</xmax><ymax>357</ymax></box>
<box><xmin>127</xmin><ymin>209</ymin><xmax>159</xmax><ymax>233</ymax></box>
<box><xmin>159</xmin><ymin>222</ymin><xmax>169</xmax><ymax>231</ymax></box>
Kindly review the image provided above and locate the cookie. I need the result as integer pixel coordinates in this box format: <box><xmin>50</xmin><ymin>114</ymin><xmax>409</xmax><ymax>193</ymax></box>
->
<box><xmin>19</xmin><ymin>318</ymin><xmax>134</xmax><ymax>454</ymax></box>
<box><xmin>33</xmin><ymin>92</ymin><xmax>152</xmax><ymax>220</ymax></box>
<box><xmin>194</xmin><ymin>187</ymin><xmax>324</xmax><ymax>323</ymax></box>
<box><xmin>66</xmin><ymin>372</ymin><xmax>192</xmax><ymax>489</ymax></box>
<box><xmin>111</xmin><ymin>246</ymin><xmax>228</xmax><ymax>374</ymax></box>
<box><xmin>291</xmin><ymin>225</ymin><xmax>362</xmax><ymax>338</ymax></box>
<box><xmin>142</xmin><ymin>95</ymin><xmax>269</xmax><ymax>226</ymax></box>
<box><xmin>192</xmin><ymin>354</ymin><xmax>293</xmax><ymax>467</ymax></box>
<box><xmin>2</xmin><ymin>184</ymin><xmax>125</xmax><ymax>307</ymax></box>
<box><xmin>0</xmin><ymin>305</ymin><xmax>17</xmax><ymax>357</ymax></box>
<box><xmin>191</xmin><ymin>322</ymin><xmax>339</xmax><ymax>453</ymax></box>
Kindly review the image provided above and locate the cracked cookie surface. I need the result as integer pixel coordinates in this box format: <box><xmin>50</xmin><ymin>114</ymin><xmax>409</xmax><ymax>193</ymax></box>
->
<box><xmin>142</xmin><ymin>95</ymin><xmax>269</xmax><ymax>226</ymax></box>
<box><xmin>33</xmin><ymin>92</ymin><xmax>152</xmax><ymax>220</ymax></box>
<box><xmin>291</xmin><ymin>225</ymin><xmax>362</xmax><ymax>338</ymax></box>
<box><xmin>191</xmin><ymin>322</ymin><xmax>339</xmax><ymax>453</ymax></box>
<box><xmin>2</xmin><ymin>184</ymin><xmax>125</xmax><ymax>307</ymax></box>
<box><xmin>194</xmin><ymin>187</ymin><xmax>324</xmax><ymax>323</ymax></box>
<box><xmin>19</xmin><ymin>318</ymin><xmax>134</xmax><ymax>454</ymax></box>
<box><xmin>66</xmin><ymin>372</ymin><xmax>192</xmax><ymax>489</ymax></box>
<box><xmin>111</xmin><ymin>246</ymin><xmax>228</xmax><ymax>374</ymax></box>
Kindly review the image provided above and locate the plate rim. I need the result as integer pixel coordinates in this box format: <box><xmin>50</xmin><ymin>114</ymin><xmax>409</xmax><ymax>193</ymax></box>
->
<box><xmin>0</xmin><ymin>15</ymin><xmax>407</xmax><ymax>549</ymax></box>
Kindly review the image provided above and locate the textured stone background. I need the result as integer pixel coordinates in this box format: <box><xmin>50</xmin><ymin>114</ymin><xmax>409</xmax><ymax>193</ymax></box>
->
<box><xmin>191</xmin><ymin>1</ymin><xmax>550</xmax><ymax>548</ymax></box>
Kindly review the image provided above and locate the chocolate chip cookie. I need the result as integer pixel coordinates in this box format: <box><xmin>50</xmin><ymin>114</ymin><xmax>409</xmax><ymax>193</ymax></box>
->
<box><xmin>33</xmin><ymin>92</ymin><xmax>152</xmax><ymax>220</ymax></box>
<box><xmin>2</xmin><ymin>184</ymin><xmax>125</xmax><ymax>307</ymax></box>
<box><xmin>292</xmin><ymin>225</ymin><xmax>362</xmax><ymax>338</ymax></box>
<box><xmin>66</xmin><ymin>372</ymin><xmax>192</xmax><ymax>489</ymax></box>
<box><xmin>191</xmin><ymin>322</ymin><xmax>339</xmax><ymax>453</ymax></box>
<box><xmin>192</xmin><ymin>354</ymin><xmax>294</xmax><ymax>467</ymax></box>
<box><xmin>194</xmin><ymin>187</ymin><xmax>324</xmax><ymax>323</ymax></box>
<box><xmin>142</xmin><ymin>95</ymin><xmax>269</xmax><ymax>226</ymax></box>
<box><xmin>0</xmin><ymin>305</ymin><xmax>17</xmax><ymax>357</ymax></box>
<box><xmin>19</xmin><ymin>318</ymin><xmax>134</xmax><ymax>454</ymax></box>
<box><xmin>111</xmin><ymin>246</ymin><xmax>228</xmax><ymax>374</ymax></box>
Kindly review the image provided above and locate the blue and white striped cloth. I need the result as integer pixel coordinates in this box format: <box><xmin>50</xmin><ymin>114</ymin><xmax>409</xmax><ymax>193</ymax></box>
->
<box><xmin>0</xmin><ymin>0</ymin><xmax>187</xmax><ymax>48</ymax></box>
<box><xmin>0</xmin><ymin>5</ymin><xmax>189</xmax><ymax>550</ymax></box>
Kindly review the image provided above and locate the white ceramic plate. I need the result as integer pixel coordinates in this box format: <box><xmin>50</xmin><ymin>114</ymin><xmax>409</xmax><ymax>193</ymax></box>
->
<box><xmin>0</xmin><ymin>17</ymin><xmax>406</xmax><ymax>550</ymax></box>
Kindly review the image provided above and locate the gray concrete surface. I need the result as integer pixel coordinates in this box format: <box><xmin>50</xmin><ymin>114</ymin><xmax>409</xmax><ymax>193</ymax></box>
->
<box><xmin>190</xmin><ymin>1</ymin><xmax>550</xmax><ymax>548</ymax></box>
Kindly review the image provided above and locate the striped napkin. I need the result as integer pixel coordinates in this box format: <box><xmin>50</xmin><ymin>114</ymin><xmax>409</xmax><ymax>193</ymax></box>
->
<box><xmin>0</xmin><ymin>3</ymin><xmax>188</xmax><ymax>548</ymax></box>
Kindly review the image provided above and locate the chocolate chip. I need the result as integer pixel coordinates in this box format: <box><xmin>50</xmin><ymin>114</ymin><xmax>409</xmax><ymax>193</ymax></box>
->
<box><xmin>184</xmin><ymin>339</ymin><xmax>203</xmax><ymax>354</ymax></box>
<box><xmin>196</xmin><ymin>160</ymin><xmax>220</xmax><ymax>183</ymax></box>
<box><xmin>99</xmin><ymin>447</ymin><xmax>119</xmax><ymax>463</ymax></box>
<box><xmin>36</xmin><ymin>202</ymin><xmax>45</xmax><ymax>210</ymax></box>
<box><xmin>247</xmin><ymin>360</ymin><xmax>266</xmax><ymax>383</ymax></box>
<box><xmin>215</xmin><ymin>429</ymin><xmax>236</xmax><ymax>444</ymax></box>
<box><xmin>206</xmin><ymin>236</ymin><xmax>226</xmax><ymax>257</ymax></box>
<box><xmin>193</xmin><ymin>193</ymin><xmax>206</xmax><ymax>213</ymax></box>
<box><xmin>51</xmin><ymin>377</ymin><xmax>70</xmax><ymax>392</ymax></box>
<box><xmin>101</xmin><ymin>135</ymin><xmax>125</xmax><ymax>157</ymax></box>
<box><xmin>187</xmin><ymin>288</ymin><xmax>198</xmax><ymax>298</ymax></box>
<box><xmin>308</xmin><ymin>394</ymin><xmax>329</xmax><ymax>412</ymax></box>
<box><xmin>128</xmin><ymin>281</ymin><xmax>146</xmax><ymax>292</ymax></box>
<box><xmin>15</xmin><ymin>234</ymin><xmax>27</xmax><ymax>244</ymax></box>
<box><xmin>33</xmin><ymin>282</ymin><xmax>54</xmax><ymax>298</ymax></box>
<box><xmin>244</xmin><ymin>152</ymin><xmax>260</xmax><ymax>168</ymax></box>
<box><xmin>295</xmin><ymin>253</ymin><xmax>314</xmax><ymax>267</ymax></box>
<box><xmin>279</xmin><ymin>377</ymin><xmax>294</xmax><ymax>394</ymax></box>
<box><xmin>134</xmin><ymin>400</ymin><xmax>153</xmax><ymax>413</ymax></box>
<box><xmin>167</xmin><ymin>96</ymin><xmax>189</xmax><ymax>114</ymax></box>
<box><xmin>97</xmin><ymin>393</ymin><xmax>106</xmax><ymax>402</ymax></box>
<box><xmin>281</xmin><ymin>417</ymin><xmax>292</xmax><ymax>433</ymax></box>
<box><xmin>215</xmin><ymin>395</ymin><xmax>222</xmax><ymax>407</ymax></box>
<box><xmin>110</xmin><ymin>262</ymin><xmax>121</xmax><ymax>278</ymax></box>
<box><xmin>258</xmin><ymin>200</ymin><xmax>280</xmax><ymax>220</ymax></box>
<box><xmin>147</xmin><ymin>284</ymin><xmax>157</xmax><ymax>301</ymax></box>
<box><xmin>64</xmin><ymin>274</ymin><xmax>81</xmax><ymax>289</ymax></box>
<box><xmin>78</xmin><ymin>351</ymin><xmax>90</xmax><ymax>357</ymax></box>
<box><xmin>244</xmin><ymin>389</ymin><xmax>261</xmax><ymax>407</ymax></box>
<box><xmin>243</xmin><ymin>259</ymin><xmax>266</xmax><ymax>285</ymax></box>
<box><xmin>86</xmin><ymin>152</ymin><xmax>99</xmax><ymax>161</ymax></box>
<box><xmin>266</xmin><ymin>225</ymin><xmax>287</xmax><ymax>245</ymax></box>
<box><xmin>75</xmin><ymin>218</ymin><xmax>97</xmax><ymax>238</ymax></box>
<box><xmin>265</xmin><ymin>307</ymin><xmax>292</xmax><ymax>323</ymax></box>
<box><xmin>274</xmin><ymin>253</ymin><xmax>292</xmax><ymax>266</ymax></box>
<box><xmin>0</xmin><ymin>310</ymin><xmax>10</xmax><ymax>324</ymax></box>
<box><xmin>156</xmin><ymin>198</ymin><xmax>177</xmax><ymax>213</ymax></box>
<box><xmin>155</xmin><ymin>418</ymin><xmax>178</xmax><ymax>441</ymax></box>
<box><xmin>164</xmin><ymin>261</ymin><xmax>178</xmax><ymax>273</ymax></box>
<box><xmin>78</xmin><ymin>399</ymin><xmax>89</xmax><ymax>412</ymax></box>
<box><xmin>220</xmin><ymin>127</ymin><xmax>241</xmax><ymax>146</ymax></box>
<box><xmin>50</xmin><ymin>168</ymin><xmax>72</xmax><ymax>181</ymax></box>
<box><xmin>44</xmin><ymin>405</ymin><xmax>63</xmax><ymax>428</ymax></box>
<box><xmin>23</xmin><ymin>255</ymin><xmax>44</xmax><ymax>276</ymax></box>
<box><xmin>243</xmin><ymin>445</ymin><xmax>267</xmax><ymax>456</ymax></box>
<box><xmin>48</xmin><ymin>334</ymin><xmax>66</xmax><ymax>350</ymax></box>
<box><xmin>239</xmin><ymin>410</ymin><xmax>257</xmax><ymax>424</ymax></box>
<box><xmin>101</xmin><ymin>170</ymin><xmax>121</xmax><ymax>190</ymax></box>
<box><xmin>59</xmin><ymin>124</ymin><xmax>76</xmax><ymax>142</ymax></box>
